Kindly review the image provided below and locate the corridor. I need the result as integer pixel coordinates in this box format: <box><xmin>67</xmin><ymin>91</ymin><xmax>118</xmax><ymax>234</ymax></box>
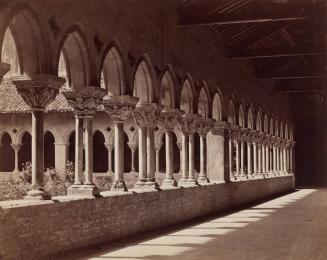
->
<box><xmin>60</xmin><ymin>189</ymin><xmax>327</xmax><ymax>260</ymax></box>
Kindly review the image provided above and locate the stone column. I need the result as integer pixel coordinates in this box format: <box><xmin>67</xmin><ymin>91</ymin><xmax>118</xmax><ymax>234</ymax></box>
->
<box><xmin>229</xmin><ymin>138</ymin><xmax>234</xmax><ymax>179</ymax></box>
<box><xmin>283</xmin><ymin>147</ymin><xmax>287</xmax><ymax>174</ymax></box>
<box><xmin>196</xmin><ymin>117</ymin><xmax>213</xmax><ymax>183</ymax></box>
<box><xmin>11</xmin><ymin>143</ymin><xmax>22</xmax><ymax>173</ymax></box>
<box><xmin>276</xmin><ymin>146</ymin><xmax>280</xmax><ymax>174</ymax></box>
<box><xmin>12</xmin><ymin>74</ymin><xmax>65</xmax><ymax>200</ymax></box>
<box><xmin>104</xmin><ymin>95</ymin><xmax>138</xmax><ymax>191</ymax></box>
<box><xmin>0</xmin><ymin>62</ymin><xmax>10</xmax><ymax>82</ymax></box>
<box><xmin>247</xmin><ymin>142</ymin><xmax>252</xmax><ymax>175</ymax></box>
<box><xmin>133</xmin><ymin>102</ymin><xmax>163</xmax><ymax>189</ymax></box>
<box><xmin>253</xmin><ymin>142</ymin><xmax>257</xmax><ymax>175</ymax></box>
<box><xmin>177</xmin><ymin>114</ymin><xmax>197</xmax><ymax>186</ymax></box>
<box><xmin>235</xmin><ymin>141</ymin><xmax>240</xmax><ymax>176</ymax></box>
<box><xmin>54</xmin><ymin>142</ymin><xmax>68</xmax><ymax>179</ymax></box>
<box><xmin>105</xmin><ymin>143</ymin><xmax>114</xmax><ymax>174</ymax></box>
<box><xmin>74</xmin><ymin>115</ymin><xmax>84</xmax><ymax>185</ymax></box>
<box><xmin>159</xmin><ymin>108</ymin><xmax>182</xmax><ymax>187</ymax></box>
<box><xmin>273</xmin><ymin>146</ymin><xmax>276</xmax><ymax>173</ymax></box>
<box><xmin>266</xmin><ymin>145</ymin><xmax>269</xmax><ymax>174</ymax></box>
<box><xmin>177</xmin><ymin>142</ymin><xmax>183</xmax><ymax>173</ymax></box>
<box><xmin>258</xmin><ymin>144</ymin><xmax>262</xmax><ymax>174</ymax></box>
<box><xmin>240</xmin><ymin>140</ymin><xmax>245</xmax><ymax>176</ymax></box>
<box><xmin>155</xmin><ymin>144</ymin><xmax>161</xmax><ymax>174</ymax></box>
<box><xmin>262</xmin><ymin>144</ymin><xmax>266</xmax><ymax>175</ymax></box>
<box><xmin>128</xmin><ymin>143</ymin><xmax>137</xmax><ymax>173</ymax></box>
<box><xmin>63</xmin><ymin>86</ymin><xmax>106</xmax><ymax>196</ymax></box>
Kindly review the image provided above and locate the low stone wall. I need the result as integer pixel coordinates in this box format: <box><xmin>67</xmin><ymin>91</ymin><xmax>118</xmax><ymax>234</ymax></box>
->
<box><xmin>0</xmin><ymin>175</ymin><xmax>294</xmax><ymax>259</ymax></box>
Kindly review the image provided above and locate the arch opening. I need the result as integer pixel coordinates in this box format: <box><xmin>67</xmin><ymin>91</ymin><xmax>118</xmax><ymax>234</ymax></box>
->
<box><xmin>180</xmin><ymin>80</ymin><xmax>193</xmax><ymax>114</ymax></box>
<box><xmin>133</xmin><ymin>60</ymin><xmax>153</xmax><ymax>102</ymax></box>
<box><xmin>0</xmin><ymin>133</ymin><xmax>14</xmax><ymax>172</ymax></box>
<box><xmin>198</xmin><ymin>88</ymin><xmax>209</xmax><ymax>118</ymax></box>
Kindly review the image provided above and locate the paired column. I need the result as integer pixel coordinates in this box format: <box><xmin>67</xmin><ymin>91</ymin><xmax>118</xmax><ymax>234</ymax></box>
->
<box><xmin>177</xmin><ymin>114</ymin><xmax>198</xmax><ymax>186</ymax></box>
<box><xmin>104</xmin><ymin>95</ymin><xmax>138</xmax><ymax>192</ymax></box>
<box><xmin>63</xmin><ymin>86</ymin><xmax>106</xmax><ymax>196</ymax></box>
<box><xmin>253</xmin><ymin>142</ymin><xmax>257</xmax><ymax>176</ymax></box>
<box><xmin>11</xmin><ymin>143</ymin><xmax>22</xmax><ymax>174</ymax></box>
<box><xmin>12</xmin><ymin>74</ymin><xmax>65</xmax><ymax>200</ymax></box>
<box><xmin>229</xmin><ymin>138</ymin><xmax>234</xmax><ymax>179</ymax></box>
<box><xmin>133</xmin><ymin>102</ymin><xmax>163</xmax><ymax>189</ymax></box>
<box><xmin>159</xmin><ymin>108</ymin><xmax>182</xmax><ymax>187</ymax></box>
<box><xmin>247</xmin><ymin>142</ymin><xmax>252</xmax><ymax>176</ymax></box>
<box><xmin>196</xmin><ymin>117</ymin><xmax>214</xmax><ymax>183</ymax></box>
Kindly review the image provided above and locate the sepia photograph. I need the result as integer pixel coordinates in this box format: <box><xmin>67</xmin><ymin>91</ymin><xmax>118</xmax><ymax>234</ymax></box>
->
<box><xmin>0</xmin><ymin>0</ymin><xmax>326</xmax><ymax>259</ymax></box>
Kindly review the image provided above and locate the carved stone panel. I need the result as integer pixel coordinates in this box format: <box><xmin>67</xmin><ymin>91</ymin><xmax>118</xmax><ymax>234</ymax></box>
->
<box><xmin>132</xmin><ymin>102</ymin><xmax>163</xmax><ymax>127</ymax></box>
<box><xmin>103</xmin><ymin>95</ymin><xmax>139</xmax><ymax>122</ymax></box>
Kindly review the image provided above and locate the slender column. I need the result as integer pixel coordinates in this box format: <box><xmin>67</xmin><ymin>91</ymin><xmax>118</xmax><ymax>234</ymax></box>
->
<box><xmin>188</xmin><ymin>133</ymin><xmax>197</xmax><ymax>184</ymax></box>
<box><xmin>229</xmin><ymin>138</ymin><xmax>234</xmax><ymax>178</ymax></box>
<box><xmin>247</xmin><ymin>143</ymin><xmax>252</xmax><ymax>175</ymax></box>
<box><xmin>162</xmin><ymin>130</ymin><xmax>176</xmax><ymax>187</ymax></box>
<box><xmin>177</xmin><ymin>142</ymin><xmax>183</xmax><ymax>174</ymax></box>
<box><xmin>262</xmin><ymin>144</ymin><xmax>266</xmax><ymax>175</ymax></box>
<box><xmin>32</xmin><ymin>110</ymin><xmax>45</xmax><ymax>190</ymax></box>
<box><xmin>277</xmin><ymin>147</ymin><xmax>280</xmax><ymax>174</ymax></box>
<box><xmin>147</xmin><ymin>127</ymin><xmax>156</xmax><ymax>185</ymax></box>
<box><xmin>235</xmin><ymin>141</ymin><xmax>240</xmax><ymax>176</ymax></box>
<box><xmin>180</xmin><ymin>132</ymin><xmax>189</xmax><ymax>183</ymax></box>
<box><xmin>240</xmin><ymin>141</ymin><xmax>245</xmax><ymax>176</ymax></box>
<box><xmin>105</xmin><ymin>143</ymin><xmax>114</xmax><ymax>174</ymax></box>
<box><xmin>111</xmin><ymin>122</ymin><xmax>127</xmax><ymax>191</ymax></box>
<box><xmin>74</xmin><ymin>116</ymin><xmax>84</xmax><ymax>185</ymax></box>
<box><xmin>11</xmin><ymin>143</ymin><xmax>22</xmax><ymax>173</ymax></box>
<box><xmin>258</xmin><ymin>145</ymin><xmax>262</xmax><ymax>174</ymax></box>
<box><xmin>253</xmin><ymin>142</ymin><xmax>257</xmax><ymax>175</ymax></box>
<box><xmin>135</xmin><ymin>126</ymin><xmax>147</xmax><ymax>186</ymax></box>
<box><xmin>273</xmin><ymin>146</ymin><xmax>276</xmax><ymax>173</ymax></box>
<box><xmin>128</xmin><ymin>143</ymin><xmax>137</xmax><ymax>173</ymax></box>
<box><xmin>84</xmin><ymin>116</ymin><xmax>94</xmax><ymax>185</ymax></box>
<box><xmin>54</xmin><ymin>142</ymin><xmax>68</xmax><ymax>179</ymax></box>
<box><xmin>266</xmin><ymin>145</ymin><xmax>269</xmax><ymax>174</ymax></box>
<box><xmin>155</xmin><ymin>144</ymin><xmax>161</xmax><ymax>173</ymax></box>
<box><xmin>198</xmin><ymin>134</ymin><xmax>209</xmax><ymax>183</ymax></box>
<box><xmin>290</xmin><ymin>147</ymin><xmax>293</xmax><ymax>173</ymax></box>
<box><xmin>283</xmin><ymin>147</ymin><xmax>287</xmax><ymax>174</ymax></box>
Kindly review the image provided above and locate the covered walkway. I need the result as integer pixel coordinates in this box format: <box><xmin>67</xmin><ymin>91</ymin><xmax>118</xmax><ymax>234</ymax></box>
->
<box><xmin>60</xmin><ymin>189</ymin><xmax>327</xmax><ymax>260</ymax></box>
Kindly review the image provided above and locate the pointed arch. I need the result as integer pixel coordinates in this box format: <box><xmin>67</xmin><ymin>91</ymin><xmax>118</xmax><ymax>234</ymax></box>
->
<box><xmin>228</xmin><ymin>99</ymin><xmax>236</xmax><ymax>125</ymax></box>
<box><xmin>212</xmin><ymin>92</ymin><xmax>223</xmax><ymax>122</ymax></box>
<box><xmin>238</xmin><ymin>104</ymin><xmax>245</xmax><ymax>128</ymax></box>
<box><xmin>56</xmin><ymin>26</ymin><xmax>90</xmax><ymax>88</ymax></box>
<box><xmin>247</xmin><ymin>107</ymin><xmax>254</xmax><ymax>130</ymax></box>
<box><xmin>180</xmin><ymin>77</ymin><xmax>194</xmax><ymax>114</ymax></box>
<box><xmin>160</xmin><ymin>67</ymin><xmax>176</xmax><ymax>108</ymax></box>
<box><xmin>263</xmin><ymin>114</ymin><xmax>269</xmax><ymax>133</ymax></box>
<box><xmin>256</xmin><ymin>109</ymin><xmax>262</xmax><ymax>131</ymax></box>
<box><xmin>198</xmin><ymin>87</ymin><xmax>209</xmax><ymax>118</ymax></box>
<box><xmin>0</xmin><ymin>5</ymin><xmax>45</xmax><ymax>75</ymax></box>
<box><xmin>133</xmin><ymin>54</ymin><xmax>158</xmax><ymax>103</ymax></box>
<box><xmin>101</xmin><ymin>42</ymin><xmax>126</xmax><ymax>95</ymax></box>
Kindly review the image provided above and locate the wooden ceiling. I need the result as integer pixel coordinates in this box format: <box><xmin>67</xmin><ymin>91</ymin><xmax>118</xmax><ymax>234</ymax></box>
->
<box><xmin>179</xmin><ymin>0</ymin><xmax>327</xmax><ymax>93</ymax></box>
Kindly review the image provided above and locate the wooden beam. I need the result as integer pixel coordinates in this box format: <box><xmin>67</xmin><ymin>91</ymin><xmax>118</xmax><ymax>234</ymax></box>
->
<box><xmin>228</xmin><ymin>49</ymin><xmax>326</xmax><ymax>59</ymax></box>
<box><xmin>275</xmin><ymin>78</ymin><xmax>327</xmax><ymax>92</ymax></box>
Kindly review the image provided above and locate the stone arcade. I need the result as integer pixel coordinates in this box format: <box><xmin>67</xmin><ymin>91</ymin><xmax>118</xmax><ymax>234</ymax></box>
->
<box><xmin>0</xmin><ymin>0</ymin><xmax>325</xmax><ymax>259</ymax></box>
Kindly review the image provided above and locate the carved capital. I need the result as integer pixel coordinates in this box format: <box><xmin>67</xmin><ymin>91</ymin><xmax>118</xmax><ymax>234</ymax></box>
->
<box><xmin>128</xmin><ymin>142</ymin><xmax>138</xmax><ymax>151</ymax></box>
<box><xmin>177</xmin><ymin>114</ymin><xmax>198</xmax><ymax>134</ymax></box>
<box><xmin>0</xmin><ymin>62</ymin><xmax>10</xmax><ymax>81</ymax></box>
<box><xmin>132</xmin><ymin>102</ymin><xmax>163</xmax><ymax>128</ymax></box>
<box><xmin>11</xmin><ymin>74</ymin><xmax>65</xmax><ymax>110</ymax></box>
<box><xmin>10</xmin><ymin>143</ymin><xmax>22</xmax><ymax>151</ymax></box>
<box><xmin>104</xmin><ymin>143</ymin><xmax>114</xmax><ymax>151</ymax></box>
<box><xmin>103</xmin><ymin>95</ymin><xmax>139</xmax><ymax>122</ymax></box>
<box><xmin>196</xmin><ymin>117</ymin><xmax>215</xmax><ymax>136</ymax></box>
<box><xmin>63</xmin><ymin>86</ymin><xmax>106</xmax><ymax>116</ymax></box>
<box><xmin>159</xmin><ymin>108</ymin><xmax>183</xmax><ymax>130</ymax></box>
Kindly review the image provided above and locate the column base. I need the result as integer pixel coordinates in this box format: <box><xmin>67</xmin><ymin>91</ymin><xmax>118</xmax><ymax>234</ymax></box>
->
<box><xmin>134</xmin><ymin>179</ymin><xmax>159</xmax><ymax>190</ymax></box>
<box><xmin>67</xmin><ymin>184</ymin><xmax>100</xmax><ymax>197</ymax></box>
<box><xmin>162</xmin><ymin>177</ymin><xmax>177</xmax><ymax>187</ymax></box>
<box><xmin>111</xmin><ymin>180</ymin><xmax>128</xmax><ymax>192</ymax></box>
<box><xmin>24</xmin><ymin>189</ymin><xmax>51</xmax><ymax>200</ymax></box>
<box><xmin>198</xmin><ymin>176</ymin><xmax>210</xmax><ymax>184</ymax></box>
<box><xmin>179</xmin><ymin>178</ymin><xmax>198</xmax><ymax>187</ymax></box>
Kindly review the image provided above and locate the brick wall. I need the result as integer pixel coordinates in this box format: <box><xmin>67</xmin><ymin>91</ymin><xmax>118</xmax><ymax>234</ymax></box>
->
<box><xmin>0</xmin><ymin>175</ymin><xmax>294</xmax><ymax>259</ymax></box>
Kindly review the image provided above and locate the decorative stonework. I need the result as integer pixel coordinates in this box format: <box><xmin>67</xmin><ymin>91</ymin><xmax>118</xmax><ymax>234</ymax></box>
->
<box><xmin>0</xmin><ymin>62</ymin><xmax>10</xmax><ymax>81</ymax></box>
<box><xmin>132</xmin><ymin>102</ymin><xmax>163</xmax><ymax>127</ymax></box>
<box><xmin>63</xmin><ymin>86</ymin><xmax>106</xmax><ymax>116</ymax></box>
<box><xmin>10</xmin><ymin>143</ymin><xmax>22</xmax><ymax>151</ymax></box>
<box><xmin>177</xmin><ymin>114</ymin><xmax>198</xmax><ymax>134</ymax></box>
<box><xmin>103</xmin><ymin>95</ymin><xmax>139</xmax><ymax>122</ymax></box>
<box><xmin>196</xmin><ymin>117</ymin><xmax>215</xmax><ymax>136</ymax></box>
<box><xmin>11</xmin><ymin>74</ymin><xmax>66</xmax><ymax>110</ymax></box>
<box><xmin>159</xmin><ymin>108</ymin><xmax>183</xmax><ymax>130</ymax></box>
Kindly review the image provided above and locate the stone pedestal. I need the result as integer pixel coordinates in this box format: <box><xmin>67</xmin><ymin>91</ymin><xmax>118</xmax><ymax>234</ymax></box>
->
<box><xmin>12</xmin><ymin>74</ymin><xmax>65</xmax><ymax>200</ymax></box>
<box><xmin>63</xmin><ymin>86</ymin><xmax>106</xmax><ymax>197</ymax></box>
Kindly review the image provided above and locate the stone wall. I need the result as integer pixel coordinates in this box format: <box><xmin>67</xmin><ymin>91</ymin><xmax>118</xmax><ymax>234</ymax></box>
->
<box><xmin>0</xmin><ymin>175</ymin><xmax>294</xmax><ymax>259</ymax></box>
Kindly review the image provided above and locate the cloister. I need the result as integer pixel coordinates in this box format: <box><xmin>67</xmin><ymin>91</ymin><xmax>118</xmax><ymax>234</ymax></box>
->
<box><xmin>0</xmin><ymin>0</ymin><xmax>325</xmax><ymax>259</ymax></box>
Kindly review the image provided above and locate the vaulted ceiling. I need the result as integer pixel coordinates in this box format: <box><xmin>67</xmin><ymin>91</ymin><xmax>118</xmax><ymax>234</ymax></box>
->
<box><xmin>179</xmin><ymin>0</ymin><xmax>326</xmax><ymax>94</ymax></box>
